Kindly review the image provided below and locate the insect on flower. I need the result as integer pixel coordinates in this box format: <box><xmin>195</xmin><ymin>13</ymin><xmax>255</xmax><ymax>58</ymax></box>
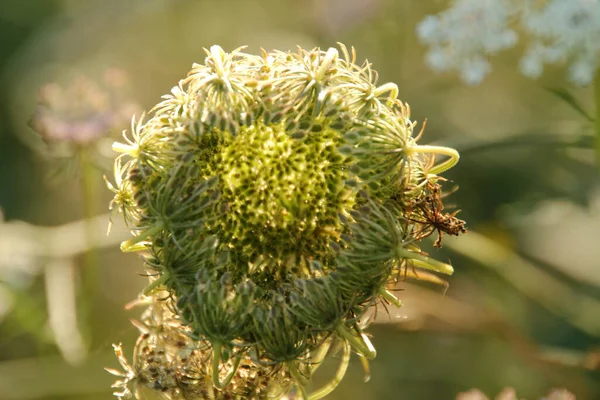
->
<box><xmin>405</xmin><ymin>182</ymin><xmax>467</xmax><ymax>248</ymax></box>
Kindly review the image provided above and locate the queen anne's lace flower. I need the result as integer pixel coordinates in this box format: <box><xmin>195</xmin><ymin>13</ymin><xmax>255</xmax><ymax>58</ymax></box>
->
<box><xmin>520</xmin><ymin>0</ymin><xmax>600</xmax><ymax>85</ymax></box>
<box><xmin>30</xmin><ymin>70</ymin><xmax>139</xmax><ymax>144</ymax></box>
<box><xmin>416</xmin><ymin>0</ymin><xmax>518</xmax><ymax>85</ymax></box>
<box><xmin>107</xmin><ymin>44</ymin><xmax>464</xmax><ymax>399</ymax></box>
<box><xmin>417</xmin><ymin>0</ymin><xmax>600</xmax><ymax>86</ymax></box>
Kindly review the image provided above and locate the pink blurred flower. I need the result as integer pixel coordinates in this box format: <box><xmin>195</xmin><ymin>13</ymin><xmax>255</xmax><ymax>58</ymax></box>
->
<box><xmin>30</xmin><ymin>69</ymin><xmax>140</xmax><ymax>145</ymax></box>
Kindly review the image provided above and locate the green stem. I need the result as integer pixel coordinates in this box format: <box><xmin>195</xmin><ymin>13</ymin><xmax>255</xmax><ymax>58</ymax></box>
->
<box><xmin>120</xmin><ymin>222</ymin><xmax>164</xmax><ymax>252</ymax></box>
<box><xmin>395</xmin><ymin>246</ymin><xmax>454</xmax><ymax>275</ymax></box>
<box><xmin>288</xmin><ymin>360</ymin><xmax>310</xmax><ymax>386</ymax></box>
<box><xmin>594</xmin><ymin>71</ymin><xmax>600</xmax><ymax>162</ymax></box>
<box><xmin>309</xmin><ymin>339</ymin><xmax>332</xmax><ymax>374</ymax></box>
<box><xmin>206</xmin><ymin>378</ymin><xmax>216</xmax><ymax>400</ymax></box>
<box><xmin>379</xmin><ymin>288</ymin><xmax>403</xmax><ymax>307</ymax></box>
<box><xmin>357</xmin><ymin>353</ymin><xmax>371</xmax><ymax>383</ymax></box>
<box><xmin>407</xmin><ymin>144</ymin><xmax>459</xmax><ymax>174</ymax></box>
<box><xmin>308</xmin><ymin>340</ymin><xmax>351</xmax><ymax>400</ymax></box>
<box><xmin>142</xmin><ymin>271</ymin><xmax>171</xmax><ymax>296</ymax></box>
<box><xmin>288</xmin><ymin>360</ymin><xmax>310</xmax><ymax>399</ymax></box>
<box><xmin>211</xmin><ymin>342</ymin><xmax>241</xmax><ymax>390</ymax></box>
<box><xmin>79</xmin><ymin>147</ymin><xmax>98</xmax><ymax>345</ymax></box>
<box><xmin>336</xmin><ymin>324</ymin><xmax>376</xmax><ymax>360</ymax></box>
<box><xmin>296</xmin><ymin>383</ymin><xmax>309</xmax><ymax>400</ymax></box>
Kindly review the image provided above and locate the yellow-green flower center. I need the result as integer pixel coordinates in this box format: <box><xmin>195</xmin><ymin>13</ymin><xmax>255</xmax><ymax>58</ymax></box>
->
<box><xmin>211</xmin><ymin>120</ymin><xmax>354</xmax><ymax>280</ymax></box>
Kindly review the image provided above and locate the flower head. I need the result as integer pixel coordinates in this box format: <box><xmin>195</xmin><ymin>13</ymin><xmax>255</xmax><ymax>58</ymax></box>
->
<box><xmin>520</xmin><ymin>0</ymin><xmax>600</xmax><ymax>85</ymax></box>
<box><xmin>30</xmin><ymin>69</ymin><xmax>140</xmax><ymax>145</ymax></box>
<box><xmin>417</xmin><ymin>0</ymin><xmax>600</xmax><ymax>86</ymax></box>
<box><xmin>108</xmin><ymin>44</ymin><xmax>464</xmax><ymax>398</ymax></box>
<box><xmin>416</xmin><ymin>0</ymin><xmax>518</xmax><ymax>85</ymax></box>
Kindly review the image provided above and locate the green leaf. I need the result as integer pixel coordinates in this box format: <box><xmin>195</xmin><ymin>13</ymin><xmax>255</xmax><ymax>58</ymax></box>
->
<box><xmin>545</xmin><ymin>87</ymin><xmax>594</xmax><ymax>122</ymax></box>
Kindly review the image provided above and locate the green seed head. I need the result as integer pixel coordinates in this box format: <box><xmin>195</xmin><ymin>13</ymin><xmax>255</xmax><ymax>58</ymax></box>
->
<box><xmin>109</xmin><ymin>44</ymin><xmax>465</xmax><ymax>398</ymax></box>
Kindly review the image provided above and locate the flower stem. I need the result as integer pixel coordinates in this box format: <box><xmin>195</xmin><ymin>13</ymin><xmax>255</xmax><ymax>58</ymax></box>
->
<box><xmin>594</xmin><ymin>70</ymin><xmax>600</xmax><ymax>163</ymax></box>
<box><xmin>288</xmin><ymin>360</ymin><xmax>310</xmax><ymax>398</ymax></box>
<box><xmin>309</xmin><ymin>339</ymin><xmax>333</xmax><ymax>374</ymax></box>
<box><xmin>211</xmin><ymin>342</ymin><xmax>241</xmax><ymax>390</ymax></box>
<box><xmin>142</xmin><ymin>271</ymin><xmax>171</xmax><ymax>295</ymax></box>
<box><xmin>336</xmin><ymin>324</ymin><xmax>376</xmax><ymax>360</ymax></box>
<box><xmin>120</xmin><ymin>222</ymin><xmax>164</xmax><ymax>252</ymax></box>
<box><xmin>295</xmin><ymin>383</ymin><xmax>309</xmax><ymax>400</ymax></box>
<box><xmin>79</xmin><ymin>146</ymin><xmax>98</xmax><ymax>345</ymax></box>
<box><xmin>308</xmin><ymin>340</ymin><xmax>351</xmax><ymax>400</ymax></box>
<box><xmin>379</xmin><ymin>288</ymin><xmax>403</xmax><ymax>307</ymax></box>
<box><xmin>395</xmin><ymin>246</ymin><xmax>454</xmax><ymax>275</ymax></box>
<box><xmin>357</xmin><ymin>353</ymin><xmax>371</xmax><ymax>383</ymax></box>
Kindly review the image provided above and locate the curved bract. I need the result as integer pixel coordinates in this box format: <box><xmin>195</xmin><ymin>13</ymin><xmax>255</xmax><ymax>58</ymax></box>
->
<box><xmin>108</xmin><ymin>44</ymin><xmax>465</xmax><ymax>399</ymax></box>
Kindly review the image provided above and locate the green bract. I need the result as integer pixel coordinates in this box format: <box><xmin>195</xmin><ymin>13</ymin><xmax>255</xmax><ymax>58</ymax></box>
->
<box><xmin>108</xmin><ymin>44</ymin><xmax>464</xmax><ymax>399</ymax></box>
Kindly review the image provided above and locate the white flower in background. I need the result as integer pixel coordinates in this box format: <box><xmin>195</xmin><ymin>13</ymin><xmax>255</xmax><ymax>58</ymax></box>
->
<box><xmin>416</xmin><ymin>0</ymin><xmax>518</xmax><ymax>85</ymax></box>
<box><xmin>520</xmin><ymin>0</ymin><xmax>600</xmax><ymax>86</ymax></box>
<box><xmin>417</xmin><ymin>0</ymin><xmax>600</xmax><ymax>86</ymax></box>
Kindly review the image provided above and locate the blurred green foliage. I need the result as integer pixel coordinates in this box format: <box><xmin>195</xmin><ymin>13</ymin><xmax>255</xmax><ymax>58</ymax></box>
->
<box><xmin>0</xmin><ymin>0</ymin><xmax>599</xmax><ymax>399</ymax></box>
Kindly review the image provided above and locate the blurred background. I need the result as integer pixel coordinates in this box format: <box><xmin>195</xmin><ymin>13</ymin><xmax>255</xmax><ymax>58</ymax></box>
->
<box><xmin>0</xmin><ymin>0</ymin><xmax>599</xmax><ymax>399</ymax></box>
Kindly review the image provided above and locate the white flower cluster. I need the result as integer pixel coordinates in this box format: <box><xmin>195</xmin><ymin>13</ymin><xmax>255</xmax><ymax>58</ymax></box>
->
<box><xmin>417</xmin><ymin>0</ymin><xmax>518</xmax><ymax>85</ymax></box>
<box><xmin>521</xmin><ymin>0</ymin><xmax>600</xmax><ymax>85</ymax></box>
<box><xmin>417</xmin><ymin>0</ymin><xmax>600</xmax><ymax>86</ymax></box>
